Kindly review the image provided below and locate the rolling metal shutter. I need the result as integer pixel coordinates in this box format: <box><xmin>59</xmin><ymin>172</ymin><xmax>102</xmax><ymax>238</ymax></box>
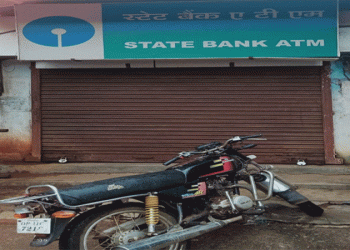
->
<box><xmin>40</xmin><ymin>67</ymin><xmax>325</xmax><ymax>164</ymax></box>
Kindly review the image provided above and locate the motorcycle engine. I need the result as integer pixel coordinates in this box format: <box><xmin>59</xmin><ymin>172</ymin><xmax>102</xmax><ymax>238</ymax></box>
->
<box><xmin>207</xmin><ymin>178</ymin><xmax>254</xmax><ymax>218</ymax></box>
<box><xmin>210</xmin><ymin>195</ymin><xmax>253</xmax><ymax>218</ymax></box>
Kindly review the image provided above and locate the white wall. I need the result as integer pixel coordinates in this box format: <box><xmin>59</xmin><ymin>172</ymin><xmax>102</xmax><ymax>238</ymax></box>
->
<box><xmin>0</xmin><ymin>60</ymin><xmax>32</xmax><ymax>161</ymax></box>
<box><xmin>334</xmin><ymin>11</ymin><xmax>350</xmax><ymax>164</ymax></box>
<box><xmin>331</xmin><ymin>60</ymin><xmax>350</xmax><ymax>164</ymax></box>
<box><xmin>0</xmin><ymin>16</ymin><xmax>17</xmax><ymax>56</ymax></box>
<box><xmin>339</xmin><ymin>28</ymin><xmax>350</xmax><ymax>52</ymax></box>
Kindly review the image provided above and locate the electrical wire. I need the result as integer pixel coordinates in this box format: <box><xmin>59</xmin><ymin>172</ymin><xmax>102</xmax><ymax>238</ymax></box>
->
<box><xmin>0</xmin><ymin>30</ymin><xmax>16</xmax><ymax>35</ymax></box>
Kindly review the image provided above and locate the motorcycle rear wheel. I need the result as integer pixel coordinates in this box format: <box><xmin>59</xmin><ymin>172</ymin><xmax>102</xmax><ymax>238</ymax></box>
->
<box><xmin>59</xmin><ymin>205</ymin><xmax>187</xmax><ymax>250</ymax></box>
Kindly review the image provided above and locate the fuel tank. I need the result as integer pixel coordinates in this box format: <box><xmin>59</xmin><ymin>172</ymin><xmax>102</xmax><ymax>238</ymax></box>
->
<box><xmin>175</xmin><ymin>156</ymin><xmax>235</xmax><ymax>182</ymax></box>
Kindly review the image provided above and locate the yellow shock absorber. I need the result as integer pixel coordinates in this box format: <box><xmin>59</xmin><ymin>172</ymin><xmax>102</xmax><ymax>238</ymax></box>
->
<box><xmin>145</xmin><ymin>194</ymin><xmax>159</xmax><ymax>235</ymax></box>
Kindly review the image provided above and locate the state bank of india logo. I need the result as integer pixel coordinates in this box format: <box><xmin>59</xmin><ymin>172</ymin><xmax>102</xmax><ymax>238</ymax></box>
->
<box><xmin>23</xmin><ymin>16</ymin><xmax>95</xmax><ymax>47</ymax></box>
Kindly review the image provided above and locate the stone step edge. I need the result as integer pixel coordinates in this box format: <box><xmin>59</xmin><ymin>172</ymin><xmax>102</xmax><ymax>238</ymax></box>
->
<box><xmin>1</xmin><ymin>164</ymin><xmax>350</xmax><ymax>175</ymax></box>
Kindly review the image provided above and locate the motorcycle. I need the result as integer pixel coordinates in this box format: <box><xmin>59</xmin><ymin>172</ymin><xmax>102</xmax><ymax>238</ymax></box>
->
<box><xmin>0</xmin><ymin>134</ymin><xmax>324</xmax><ymax>250</ymax></box>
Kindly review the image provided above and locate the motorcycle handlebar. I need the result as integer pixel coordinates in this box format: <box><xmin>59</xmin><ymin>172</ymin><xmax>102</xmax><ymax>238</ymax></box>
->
<box><xmin>239</xmin><ymin>134</ymin><xmax>263</xmax><ymax>141</ymax></box>
<box><xmin>222</xmin><ymin>134</ymin><xmax>262</xmax><ymax>147</ymax></box>
<box><xmin>163</xmin><ymin>134</ymin><xmax>263</xmax><ymax>165</ymax></box>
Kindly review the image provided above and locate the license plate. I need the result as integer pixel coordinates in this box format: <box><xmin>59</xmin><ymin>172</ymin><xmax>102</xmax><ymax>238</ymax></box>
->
<box><xmin>17</xmin><ymin>218</ymin><xmax>51</xmax><ymax>234</ymax></box>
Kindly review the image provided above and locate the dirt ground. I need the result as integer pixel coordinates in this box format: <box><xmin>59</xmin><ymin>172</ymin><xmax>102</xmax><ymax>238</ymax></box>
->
<box><xmin>0</xmin><ymin>220</ymin><xmax>349</xmax><ymax>250</ymax></box>
<box><xmin>190</xmin><ymin>222</ymin><xmax>350</xmax><ymax>250</ymax></box>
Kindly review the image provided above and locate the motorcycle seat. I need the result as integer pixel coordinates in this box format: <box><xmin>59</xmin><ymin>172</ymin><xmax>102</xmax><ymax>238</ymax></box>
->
<box><xmin>57</xmin><ymin>170</ymin><xmax>186</xmax><ymax>206</ymax></box>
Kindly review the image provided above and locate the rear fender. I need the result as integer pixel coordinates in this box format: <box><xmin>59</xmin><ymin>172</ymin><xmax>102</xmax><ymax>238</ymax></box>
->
<box><xmin>30</xmin><ymin>201</ymin><xmax>123</xmax><ymax>247</ymax></box>
<box><xmin>30</xmin><ymin>218</ymin><xmax>72</xmax><ymax>247</ymax></box>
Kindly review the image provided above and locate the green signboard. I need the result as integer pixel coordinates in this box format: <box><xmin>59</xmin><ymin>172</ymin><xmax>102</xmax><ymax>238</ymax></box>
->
<box><xmin>102</xmin><ymin>0</ymin><xmax>339</xmax><ymax>59</ymax></box>
<box><xmin>16</xmin><ymin>0</ymin><xmax>339</xmax><ymax>60</ymax></box>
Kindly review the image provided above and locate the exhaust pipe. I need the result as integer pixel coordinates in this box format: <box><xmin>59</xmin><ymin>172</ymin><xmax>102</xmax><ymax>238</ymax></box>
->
<box><xmin>254</xmin><ymin>173</ymin><xmax>323</xmax><ymax>217</ymax></box>
<box><xmin>113</xmin><ymin>216</ymin><xmax>243</xmax><ymax>250</ymax></box>
<box><xmin>254</xmin><ymin>172</ymin><xmax>309</xmax><ymax>204</ymax></box>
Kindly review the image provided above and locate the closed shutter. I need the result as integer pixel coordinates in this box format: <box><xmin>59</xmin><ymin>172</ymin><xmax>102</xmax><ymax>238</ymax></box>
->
<box><xmin>40</xmin><ymin>67</ymin><xmax>325</xmax><ymax>164</ymax></box>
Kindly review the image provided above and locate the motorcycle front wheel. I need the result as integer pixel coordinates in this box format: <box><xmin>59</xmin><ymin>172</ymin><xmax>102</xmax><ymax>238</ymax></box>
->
<box><xmin>59</xmin><ymin>205</ymin><xmax>187</xmax><ymax>250</ymax></box>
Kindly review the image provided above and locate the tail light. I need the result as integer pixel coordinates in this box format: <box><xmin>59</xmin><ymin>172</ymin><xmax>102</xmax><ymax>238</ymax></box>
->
<box><xmin>52</xmin><ymin>210</ymin><xmax>76</xmax><ymax>219</ymax></box>
<box><xmin>14</xmin><ymin>213</ymin><xmax>28</xmax><ymax>219</ymax></box>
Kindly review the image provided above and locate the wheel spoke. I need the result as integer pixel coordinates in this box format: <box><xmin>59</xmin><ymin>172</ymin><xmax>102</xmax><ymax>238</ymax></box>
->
<box><xmin>113</xmin><ymin>215</ymin><xmax>122</xmax><ymax>234</ymax></box>
<box><xmin>81</xmin><ymin>207</ymin><xmax>181</xmax><ymax>250</ymax></box>
<box><xmin>131</xmin><ymin>213</ymin><xmax>142</xmax><ymax>231</ymax></box>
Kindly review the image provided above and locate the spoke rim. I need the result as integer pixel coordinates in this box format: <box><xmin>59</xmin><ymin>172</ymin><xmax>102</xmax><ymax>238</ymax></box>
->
<box><xmin>83</xmin><ymin>208</ymin><xmax>177</xmax><ymax>250</ymax></box>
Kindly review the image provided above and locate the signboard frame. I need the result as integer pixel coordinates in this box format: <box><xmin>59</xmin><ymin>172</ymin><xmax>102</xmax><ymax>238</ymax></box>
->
<box><xmin>15</xmin><ymin>0</ymin><xmax>339</xmax><ymax>60</ymax></box>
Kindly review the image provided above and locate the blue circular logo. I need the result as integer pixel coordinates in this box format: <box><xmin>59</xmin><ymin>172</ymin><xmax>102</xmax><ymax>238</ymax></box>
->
<box><xmin>23</xmin><ymin>16</ymin><xmax>95</xmax><ymax>47</ymax></box>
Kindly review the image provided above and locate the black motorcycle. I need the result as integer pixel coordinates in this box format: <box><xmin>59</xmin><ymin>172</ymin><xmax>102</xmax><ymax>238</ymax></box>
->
<box><xmin>0</xmin><ymin>135</ymin><xmax>323</xmax><ymax>250</ymax></box>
